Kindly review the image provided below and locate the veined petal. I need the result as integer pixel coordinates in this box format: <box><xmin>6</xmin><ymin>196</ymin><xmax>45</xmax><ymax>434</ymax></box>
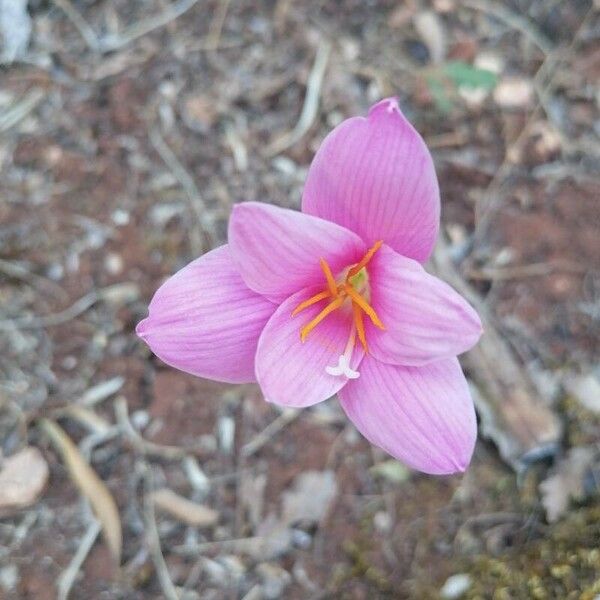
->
<box><xmin>255</xmin><ymin>287</ymin><xmax>365</xmax><ymax>408</ymax></box>
<box><xmin>136</xmin><ymin>245</ymin><xmax>276</xmax><ymax>383</ymax></box>
<box><xmin>228</xmin><ymin>202</ymin><xmax>366</xmax><ymax>303</ymax></box>
<box><xmin>339</xmin><ymin>356</ymin><xmax>477</xmax><ymax>475</ymax></box>
<box><xmin>302</xmin><ymin>97</ymin><xmax>440</xmax><ymax>263</ymax></box>
<box><xmin>367</xmin><ymin>245</ymin><xmax>482</xmax><ymax>366</ymax></box>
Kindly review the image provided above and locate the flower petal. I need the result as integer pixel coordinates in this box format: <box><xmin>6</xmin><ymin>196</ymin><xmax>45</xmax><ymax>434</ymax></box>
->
<box><xmin>366</xmin><ymin>245</ymin><xmax>482</xmax><ymax>366</ymax></box>
<box><xmin>255</xmin><ymin>287</ymin><xmax>364</xmax><ymax>407</ymax></box>
<box><xmin>302</xmin><ymin>97</ymin><xmax>440</xmax><ymax>262</ymax></box>
<box><xmin>136</xmin><ymin>245</ymin><xmax>276</xmax><ymax>383</ymax></box>
<box><xmin>228</xmin><ymin>202</ymin><xmax>366</xmax><ymax>302</ymax></box>
<box><xmin>339</xmin><ymin>356</ymin><xmax>477</xmax><ymax>475</ymax></box>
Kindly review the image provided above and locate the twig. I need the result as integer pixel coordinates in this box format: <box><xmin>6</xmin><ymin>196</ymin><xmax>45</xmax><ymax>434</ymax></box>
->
<box><xmin>0</xmin><ymin>258</ymin><xmax>67</xmax><ymax>300</ymax></box>
<box><xmin>0</xmin><ymin>88</ymin><xmax>45</xmax><ymax>133</ymax></box>
<box><xmin>78</xmin><ymin>377</ymin><xmax>125</xmax><ymax>407</ymax></box>
<box><xmin>467</xmin><ymin>261</ymin><xmax>587</xmax><ymax>282</ymax></box>
<box><xmin>265</xmin><ymin>39</ymin><xmax>331</xmax><ymax>156</ymax></box>
<box><xmin>0</xmin><ymin>283</ymin><xmax>138</xmax><ymax>330</ymax></box>
<box><xmin>172</xmin><ymin>536</ymin><xmax>262</xmax><ymax>556</ymax></box>
<box><xmin>241</xmin><ymin>409</ymin><xmax>299</xmax><ymax>457</ymax></box>
<box><xmin>143</xmin><ymin>469</ymin><xmax>180</xmax><ymax>600</ymax></box>
<box><xmin>114</xmin><ymin>396</ymin><xmax>189</xmax><ymax>460</ymax></box>
<box><xmin>149</xmin><ymin>128</ymin><xmax>210</xmax><ymax>254</ymax></box>
<box><xmin>99</xmin><ymin>0</ymin><xmax>202</xmax><ymax>52</ymax></box>
<box><xmin>54</xmin><ymin>405</ymin><xmax>112</xmax><ymax>435</ymax></box>
<box><xmin>224</xmin><ymin>120</ymin><xmax>248</xmax><ymax>171</ymax></box>
<box><xmin>462</xmin><ymin>0</ymin><xmax>553</xmax><ymax>55</ymax></box>
<box><xmin>205</xmin><ymin>0</ymin><xmax>232</xmax><ymax>50</ymax></box>
<box><xmin>57</xmin><ymin>519</ymin><xmax>102</xmax><ymax>600</ymax></box>
<box><xmin>53</xmin><ymin>0</ymin><xmax>100</xmax><ymax>52</ymax></box>
<box><xmin>425</xmin><ymin>130</ymin><xmax>470</xmax><ymax>149</ymax></box>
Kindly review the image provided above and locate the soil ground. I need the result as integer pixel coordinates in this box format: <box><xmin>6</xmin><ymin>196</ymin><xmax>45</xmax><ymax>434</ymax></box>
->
<box><xmin>1</xmin><ymin>1</ymin><xmax>599</xmax><ymax>599</ymax></box>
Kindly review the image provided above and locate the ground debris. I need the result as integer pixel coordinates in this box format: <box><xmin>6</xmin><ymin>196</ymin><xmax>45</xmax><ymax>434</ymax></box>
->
<box><xmin>39</xmin><ymin>419</ymin><xmax>122</xmax><ymax>565</ymax></box>
<box><xmin>539</xmin><ymin>446</ymin><xmax>600</xmax><ymax>523</ymax></box>
<box><xmin>281</xmin><ymin>469</ymin><xmax>338</xmax><ymax>526</ymax></box>
<box><xmin>150</xmin><ymin>488</ymin><xmax>219</xmax><ymax>528</ymax></box>
<box><xmin>432</xmin><ymin>237</ymin><xmax>563</xmax><ymax>470</ymax></box>
<box><xmin>0</xmin><ymin>447</ymin><xmax>48</xmax><ymax>516</ymax></box>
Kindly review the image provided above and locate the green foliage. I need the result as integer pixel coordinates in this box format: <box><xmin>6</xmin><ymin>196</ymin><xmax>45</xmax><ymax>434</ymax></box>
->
<box><xmin>442</xmin><ymin>61</ymin><xmax>498</xmax><ymax>91</ymax></box>
<box><xmin>425</xmin><ymin>60</ymin><xmax>498</xmax><ymax>113</ymax></box>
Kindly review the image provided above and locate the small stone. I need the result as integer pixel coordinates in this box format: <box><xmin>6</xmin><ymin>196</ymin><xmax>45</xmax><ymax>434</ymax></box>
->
<box><xmin>291</xmin><ymin>528</ymin><xmax>312</xmax><ymax>549</ymax></box>
<box><xmin>565</xmin><ymin>373</ymin><xmax>600</xmax><ymax>414</ymax></box>
<box><xmin>0</xmin><ymin>565</ymin><xmax>18</xmax><ymax>592</ymax></box>
<box><xmin>104</xmin><ymin>252</ymin><xmax>123</xmax><ymax>276</ymax></box>
<box><xmin>272</xmin><ymin>156</ymin><xmax>297</xmax><ymax>177</ymax></box>
<box><xmin>182</xmin><ymin>93</ymin><xmax>218</xmax><ymax>132</ymax></box>
<box><xmin>111</xmin><ymin>209</ymin><xmax>130</xmax><ymax>226</ymax></box>
<box><xmin>373</xmin><ymin>511</ymin><xmax>392</xmax><ymax>533</ymax></box>
<box><xmin>61</xmin><ymin>355</ymin><xmax>77</xmax><ymax>370</ymax></box>
<box><xmin>440</xmin><ymin>573</ymin><xmax>472</xmax><ymax>599</ymax></box>
<box><xmin>46</xmin><ymin>262</ymin><xmax>64</xmax><ymax>281</ymax></box>
<box><xmin>130</xmin><ymin>410</ymin><xmax>150</xmax><ymax>430</ymax></box>
<box><xmin>475</xmin><ymin>51</ymin><xmax>504</xmax><ymax>75</ymax></box>
<box><xmin>218</xmin><ymin>555</ymin><xmax>245</xmax><ymax>582</ymax></box>
<box><xmin>493</xmin><ymin>77</ymin><xmax>534</xmax><ymax>109</ymax></box>
<box><xmin>257</xmin><ymin>563</ymin><xmax>291</xmax><ymax>600</ymax></box>
<box><xmin>217</xmin><ymin>416</ymin><xmax>235</xmax><ymax>454</ymax></box>
<box><xmin>150</xmin><ymin>203</ymin><xmax>185</xmax><ymax>227</ymax></box>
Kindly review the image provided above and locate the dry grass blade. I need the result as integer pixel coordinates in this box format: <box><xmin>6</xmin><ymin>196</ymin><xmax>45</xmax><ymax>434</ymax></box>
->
<box><xmin>57</xmin><ymin>519</ymin><xmax>102</xmax><ymax>600</ymax></box>
<box><xmin>150</xmin><ymin>488</ymin><xmax>219</xmax><ymax>527</ymax></box>
<box><xmin>265</xmin><ymin>39</ymin><xmax>331</xmax><ymax>156</ymax></box>
<box><xmin>39</xmin><ymin>418</ymin><xmax>122</xmax><ymax>565</ymax></box>
<box><xmin>99</xmin><ymin>0</ymin><xmax>201</xmax><ymax>52</ymax></box>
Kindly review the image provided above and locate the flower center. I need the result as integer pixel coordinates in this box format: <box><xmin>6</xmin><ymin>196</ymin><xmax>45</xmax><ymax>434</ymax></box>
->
<box><xmin>291</xmin><ymin>241</ymin><xmax>385</xmax><ymax>377</ymax></box>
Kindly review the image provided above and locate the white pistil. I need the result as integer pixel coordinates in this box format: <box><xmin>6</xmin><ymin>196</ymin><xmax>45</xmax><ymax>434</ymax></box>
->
<box><xmin>325</xmin><ymin>323</ymin><xmax>360</xmax><ymax>379</ymax></box>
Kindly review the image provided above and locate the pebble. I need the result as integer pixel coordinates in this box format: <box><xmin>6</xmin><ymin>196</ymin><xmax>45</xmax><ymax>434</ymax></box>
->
<box><xmin>104</xmin><ymin>252</ymin><xmax>124</xmax><ymax>276</ymax></box>
<box><xmin>111</xmin><ymin>209</ymin><xmax>130</xmax><ymax>226</ymax></box>
<box><xmin>440</xmin><ymin>573</ymin><xmax>472</xmax><ymax>599</ymax></box>
<box><xmin>257</xmin><ymin>563</ymin><xmax>292</xmax><ymax>600</ymax></box>
<box><xmin>373</xmin><ymin>510</ymin><xmax>393</xmax><ymax>533</ymax></box>
<box><xmin>0</xmin><ymin>565</ymin><xmax>18</xmax><ymax>593</ymax></box>
<box><xmin>493</xmin><ymin>77</ymin><xmax>534</xmax><ymax>109</ymax></box>
<box><xmin>217</xmin><ymin>416</ymin><xmax>235</xmax><ymax>454</ymax></box>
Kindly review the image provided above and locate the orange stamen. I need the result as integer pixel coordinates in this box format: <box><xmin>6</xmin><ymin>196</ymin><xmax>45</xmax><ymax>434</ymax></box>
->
<box><xmin>353</xmin><ymin>302</ymin><xmax>367</xmax><ymax>352</ymax></box>
<box><xmin>291</xmin><ymin>290</ymin><xmax>331</xmax><ymax>317</ymax></box>
<box><xmin>347</xmin><ymin>240</ymin><xmax>383</xmax><ymax>278</ymax></box>
<box><xmin>300</xmin><ymin>295</ymin><xmax>345</xmax><ymax>342</ymax></box>
<box><xmin>344</xmin><ymin>284</ymin><xmax>385</xmax><ymax>330</ymax></box>
<box><xmin>319</xmin><ymin>258</ymin><xmax>338</xmax><ymax>297</ymax></box>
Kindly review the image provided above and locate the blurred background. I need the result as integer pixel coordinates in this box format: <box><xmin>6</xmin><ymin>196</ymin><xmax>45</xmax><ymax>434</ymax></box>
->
<box><xmin>1</xmin><ymin>1</ymin><xmax>599</xmax><ymax>598</ymax></box>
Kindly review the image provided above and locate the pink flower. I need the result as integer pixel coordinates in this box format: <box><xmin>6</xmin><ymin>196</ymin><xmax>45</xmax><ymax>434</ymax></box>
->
<box><xmin>137</xmin><ymin>98</ymin><xmax>483</xmax><ymax>475</ymax></box>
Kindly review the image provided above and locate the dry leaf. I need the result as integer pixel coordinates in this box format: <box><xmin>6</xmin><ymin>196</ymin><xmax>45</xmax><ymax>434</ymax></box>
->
<box><xmin>39</xmin><ymin>419</ymin><xmax>122</xmax><ymax>564</ymax></box>
<box><xmin>0</xmin><ymin>446</ymin><xmax>49</xmax><ymax>515</ymax></box>
<box><xmin>539</xmin><ymin>447</ymin><xmax>598</xmax><ymax>522</ymax></box>
<box><xmin>240</xmin><ymin>472</ymin><xmax>267</xmax><ymax>528</ymax></box>
<box><xmin>282</xmin><ymin>470</ymin><xmax>337</xmax><ymax>526</ymax></box>
<box><xmin>150</xmin><ymin>488</ymin><xmax>219</xmax><ymax>527</ymax></box>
